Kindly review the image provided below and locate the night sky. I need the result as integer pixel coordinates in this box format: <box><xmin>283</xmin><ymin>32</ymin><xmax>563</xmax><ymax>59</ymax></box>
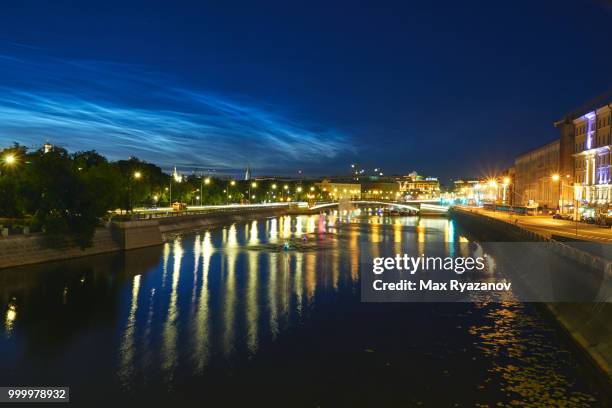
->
<box><xmin>0</xmin><ymin>0</ymin><xmax>611</xmax><ymax>180</ymax></box>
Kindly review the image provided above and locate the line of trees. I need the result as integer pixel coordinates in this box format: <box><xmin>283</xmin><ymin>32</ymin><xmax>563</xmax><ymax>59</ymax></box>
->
<box><xmin>0</xmin><ymin>144</ymin><xmax>322</xmax><ymax>248</ymax></box>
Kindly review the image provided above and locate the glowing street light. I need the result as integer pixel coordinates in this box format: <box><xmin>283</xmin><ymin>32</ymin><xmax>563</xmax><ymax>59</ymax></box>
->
<box><xmin>503</xmin><ymin>177</ymin><xmax>511</xmax><ymax>185</ymax></box>
<box><xmin>3</xmin><ymin>154</ymin><xmax>16</xmax><ymax>166</ymax></box>
<box><xmin>230</xmin><ymin>180</ymin><xmax>236</xmax><ymax>186</ymax></box>
<box><xmin>133</xmin><ymin>171</ymin><xmax>142</xmax><ymax>179</ymax></box>
<box><xmin>297</xmin><ymin>186</ymin><xmax>302</xmax><ymax>193</ymax></box>
<box><xmin>551</xmin><ymin>174</ymin><xmax>560</xmax><ymax>182</ymax></box>
<box><xmin>251</xmin><ymin>182</ymin><xmax>257</xmax><ymax>188</ymax></box>
<box><xmin>283</xmin><ymin>185</ymin><xmax>289</xmax><ymax>190</ymax></box>
<box><xmin>271</xmin><ymin>183</ymin><xmax>277</xmax><ymax>189</ymax></box>
<box><xmin>204</xmin><ymin>177</ymin><xmax>211</xmax><ymax>185</ymax></box>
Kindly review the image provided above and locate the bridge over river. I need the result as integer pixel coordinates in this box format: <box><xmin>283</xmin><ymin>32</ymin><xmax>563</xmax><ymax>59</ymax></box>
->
<box><xmin>132</xmin><ymin>199</ymin><xmax>449</xmax><ymax>219</ymax></box>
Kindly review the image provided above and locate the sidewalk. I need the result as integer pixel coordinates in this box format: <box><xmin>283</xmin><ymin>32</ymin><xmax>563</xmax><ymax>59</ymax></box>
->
<box><xmin>455</xmin><ymin>205</ymin><xmax>612</xmax><ymax>243</ymax></box>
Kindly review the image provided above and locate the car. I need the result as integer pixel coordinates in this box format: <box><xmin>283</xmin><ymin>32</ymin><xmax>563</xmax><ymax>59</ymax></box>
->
<box><xmin>172</xmin><ymin>202</ymin><xmax>187</xmax><ymax>211</ymax></box>
<box><xmin>582</xmin><ymin>216</ymin><xmax>596</xmax><ymax>224</ymax></box>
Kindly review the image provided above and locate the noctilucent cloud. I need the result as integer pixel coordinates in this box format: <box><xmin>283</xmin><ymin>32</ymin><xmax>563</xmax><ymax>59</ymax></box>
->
<box><xmin>0</xmin><ymin>52</ymin><xmax>351</xmax><ymax>174</ymax></box>
<box><xmin>0</xmin><ymin>1</ymin><xmax>611</xmax><ymax>179</ymax></box>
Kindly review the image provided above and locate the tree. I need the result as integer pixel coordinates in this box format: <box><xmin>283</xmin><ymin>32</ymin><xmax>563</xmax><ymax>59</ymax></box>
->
<box><xmin>20</xmin><ymin>147</ymin><xmax>119</xmax><ymax>248</ymax></box>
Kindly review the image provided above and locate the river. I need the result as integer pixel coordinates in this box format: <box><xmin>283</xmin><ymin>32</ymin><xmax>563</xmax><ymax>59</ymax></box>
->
<box><xmin>0</xmin><ymin>211</ymin><xmax>608</xmax><ymax>406</ymax></box>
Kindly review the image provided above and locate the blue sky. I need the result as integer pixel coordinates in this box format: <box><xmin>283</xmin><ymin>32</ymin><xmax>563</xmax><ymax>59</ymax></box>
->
<box><xmin>0</xmin><ymin>0</ymin><xmax>611</xmax><ymax>179</ymax></box>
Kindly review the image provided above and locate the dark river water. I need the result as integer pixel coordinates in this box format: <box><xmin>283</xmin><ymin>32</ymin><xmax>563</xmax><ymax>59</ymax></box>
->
<box><xmin>0</xmin><ymin>211</ymin><xmax>608</xmax><ymax>407</ymax></box>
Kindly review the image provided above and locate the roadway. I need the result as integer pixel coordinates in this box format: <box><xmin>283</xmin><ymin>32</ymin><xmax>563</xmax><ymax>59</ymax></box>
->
<box><xmin>455</xmin><ymin>205</ymin><xmax>612</xmax><ymax>243</ymax></box>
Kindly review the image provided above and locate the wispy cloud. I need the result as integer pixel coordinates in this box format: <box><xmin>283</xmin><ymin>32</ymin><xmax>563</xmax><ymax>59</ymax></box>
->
<box><xmin>0</xmin><ymin>50</ymin><xmax>352</xmax><ymax>173</ymax></box>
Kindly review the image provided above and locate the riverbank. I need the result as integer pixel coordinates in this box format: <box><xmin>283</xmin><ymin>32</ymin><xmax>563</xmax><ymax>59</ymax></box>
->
<box><xmin>451</xmin><ymin>207</ymin><xmax>612</xmax><ymax>383</ymax></box>
<box><xmin>0</xmin><ymin>207</ymin><xmax>297</xmax><ymax>269</ymax></box>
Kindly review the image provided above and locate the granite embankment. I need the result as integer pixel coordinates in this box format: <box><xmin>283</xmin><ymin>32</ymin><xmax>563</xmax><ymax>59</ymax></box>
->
<box><xmin>0</xmin><ymin>207</ymin><xmax>292</xmax><ymax>269</ymax></box>
<box><xmin>451</xmin><ymin>207</ymin><xmax>612</xmax><ymax>383</ymax></box>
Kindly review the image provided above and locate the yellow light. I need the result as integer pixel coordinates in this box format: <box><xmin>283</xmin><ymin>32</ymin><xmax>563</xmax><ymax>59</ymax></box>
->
<box><xmin>297</xmin><ymin>187</ymin><xmax>302</xmax><ymax>192</ymax></box>
<box><xmin>153</xmin><ymin>195</ymin><xmax>159</xmax><ymax>201</ymax></box>
<box><xmin>503</xmin><ymin>177</ymin><xmax>510</xmax><ymax>184</ymax></box>
<box><xmin>204</xmin><ymin>177</ymin><xmax>211</xmax><ymax>185</ymax></box>
<box><xmin>4</xmin><ymin>154</ymin><xmax>16</xmax><ymax>165</ymax></box>
<box><xmin>272</xmin><ymin>183</ymin><xmax>277</xmax><ymax>189</ymax></box>
<box><xmin>251</xmin><ymin>182</ymin><xmax>257</xmax><ymax>188</ymax></box>
<box><xmin>133</xmin><ymin>171</ymin><xmax>142</xmax><ymax>179</ymax></box>
<box><xmin>488</xmin><ymin>179</ymin><xmax>497</xmax><ymax>188</ymax></box>
<box><xmin>551</xmin><ymin>174</ymin><xmax>560</xmax><ymax>182</ymax></box>
<box><xmin>284</xmin><ymin>185</ymin><xmax>289</xmax><ymax>190</ymax></box>
<box><xmin>310</xmin><ymin>186</ymin><xmax>315</xmax><ymax>191</ymax></box>
<box><xmin>230</xmin><ymin>180</ymin><xmax>236</xmax><ymax>186</ymax></box>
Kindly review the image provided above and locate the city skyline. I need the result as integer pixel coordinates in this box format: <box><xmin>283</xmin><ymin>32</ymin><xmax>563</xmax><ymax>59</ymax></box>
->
<box><xmin>0</xmin><ymin>1</ymin><xmax>611</xmax><ymax>179</ymax></box>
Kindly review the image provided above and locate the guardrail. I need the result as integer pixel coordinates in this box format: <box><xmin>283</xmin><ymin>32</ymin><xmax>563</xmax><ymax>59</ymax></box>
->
<box><xmin>128</xmin><ymin>202</ymin><xmax>307</xmax><ymax>220</ymax></box>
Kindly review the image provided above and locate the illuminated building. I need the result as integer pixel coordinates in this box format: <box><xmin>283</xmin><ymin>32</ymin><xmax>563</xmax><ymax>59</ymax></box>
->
<box><xmin>514</xmin><ymin>140</ymin><xmax>560</xmax><ymax>210</ymax></box>
<box><xmin>573</xmin><ymin>103</ymin><xmax>612</xmax><ymax>210</ymax></box>
<box><xmin>451</xmin><ymin>179</ymin><xmax>482</xmax><ymax>204</ymax></box>
<box><xmin>398</xmin><ymin>171</ymin><xmax>440</xmax><ymax>200</ymax></box>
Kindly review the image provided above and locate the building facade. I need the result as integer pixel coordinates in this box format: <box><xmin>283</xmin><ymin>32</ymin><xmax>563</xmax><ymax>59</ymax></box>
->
<box><xmin>398</xmin><ymin>172</ymin><xmax>440</xmax><ymax>200</ymax></box>
<box><xmin>573</xmin><ymin>104</ymin><xmax>612</xmax><ymax>211</ymax></box>
<box><xmin>514</xmin><ymin>140</ymin><xmax>560</xmax><ymax>209</ymax></box>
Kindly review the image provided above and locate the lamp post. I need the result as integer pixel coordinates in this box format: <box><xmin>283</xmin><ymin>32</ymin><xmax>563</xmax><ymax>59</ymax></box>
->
<box><xmin>228</xmin><ymin>180</ymin><xmax>236</xmax><ymax>204</ymax></box>
<box><xmin>552</xmin><ymin>173</ymin><xmax>579</xmax><ymax>236</ymax></box>
<box><xmin>249</xmin><ymin>181</ymin><xmax>257</xmax><ymax>204</ymax></box>
<box><xmin>129</xmin><ymin>171</ymin><xmax>142</xmax><ymax>212</ymax></box>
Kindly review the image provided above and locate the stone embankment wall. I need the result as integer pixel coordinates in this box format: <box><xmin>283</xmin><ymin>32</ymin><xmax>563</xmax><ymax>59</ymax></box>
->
<box><xmin>0</xmin><ymin>228</ymin><xmax>121</xmax><ymax>269</ymax></box>
<box><xmin>0</xmin><ymin>207</ymin><xmax>295</xmax><ymax>270</ymax></box>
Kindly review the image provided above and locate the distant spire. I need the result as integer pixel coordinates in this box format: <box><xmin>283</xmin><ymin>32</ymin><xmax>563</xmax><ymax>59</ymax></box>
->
<box><xmin>244</xmin><ymin>166</ymin><xmax>251</xmax><ymax>181</ymax></box>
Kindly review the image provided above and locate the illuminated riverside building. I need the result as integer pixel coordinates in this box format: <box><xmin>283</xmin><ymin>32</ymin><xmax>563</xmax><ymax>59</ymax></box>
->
<box><xmin>572</xmin><ymin>104</ymin><xmax>612</xmax><ymax>209</ymax></box>
<box><xmin>513</xmin><ymin>139</ymin><xmax>560</xmax><ymax>210</ymax></box>
<box><xmin>398</xmin><ymin>171</ymin><xmax>440</xmax><ymax>200</ymax></box>
<box><xmin>451</xmin><ymin>179</ymin><xmax>481</xmax><ymax>204</ymax></box>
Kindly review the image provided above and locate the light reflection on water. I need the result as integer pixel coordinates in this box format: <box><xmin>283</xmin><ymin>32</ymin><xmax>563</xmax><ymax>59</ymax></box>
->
<box><xmin>0</xmin><ymin>211</ymin><xmax>606</xmax><ymax>406</ymax></box>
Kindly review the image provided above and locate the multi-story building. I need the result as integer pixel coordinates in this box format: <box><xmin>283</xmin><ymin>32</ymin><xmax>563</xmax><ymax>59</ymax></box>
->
<box><xmin>398</xmin><ymin>172</ymin><xmax>440</xmax><ymax>200</ymax></box>
<box><xmin>514</xmin><ymin>140</ymin><xmax>560</xmax><ymax>210</ymax></box>
<box><xmin>573</xmin><ymin>104</ymin><xmax>612</xmax><ymax>211</ymax></box>
<box><xmin>451</xmin><ymin>179</ymin><xmax>481</xmax><ymax>204</ymax></box>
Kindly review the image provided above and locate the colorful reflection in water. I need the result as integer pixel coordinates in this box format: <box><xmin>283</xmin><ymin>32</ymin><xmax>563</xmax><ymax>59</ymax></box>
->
<box><xmin>0</xmin><ymin>211</ymin><xmax>606</xmax><ymax>406</ymax></box>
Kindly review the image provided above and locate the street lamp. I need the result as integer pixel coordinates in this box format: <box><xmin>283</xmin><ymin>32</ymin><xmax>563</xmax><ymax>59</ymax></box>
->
<box><xmin>502</xmin><ymin>178</ymin><xmax>511</xmax><ymax>204</ymax></box>
<box><xmin>248</xmin><ymin>181</ymin><xmax>257</xmax><ymax>203</ymax></box>
<box><xmin>129</xmin><ymin>171</ymin><xmax>142</xmax><ymax>212</ymax></box>
<box><xmin>3</xmin><ymin>154</ymin><xmax>16</xmax><ymax>166</ymax></box>
<box><xmin>552</xmin><ymin>174</ymin><xmax>579</xmax><ymax>236</ymax></box>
